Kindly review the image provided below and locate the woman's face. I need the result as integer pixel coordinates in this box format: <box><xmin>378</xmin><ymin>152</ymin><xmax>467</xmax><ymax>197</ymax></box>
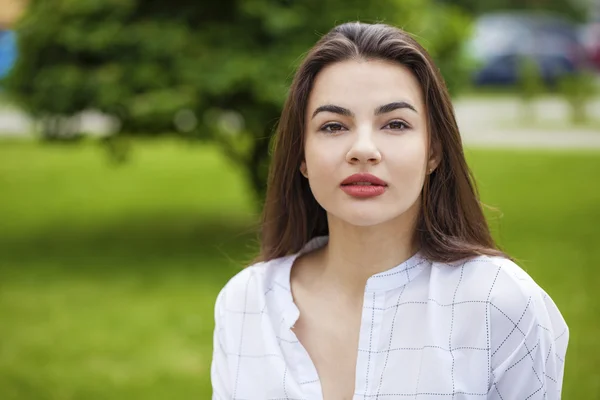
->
<box><xmin>301</xmin><ymin>59</ymin><xmax>438</xmax><ymax>227</ymax></box>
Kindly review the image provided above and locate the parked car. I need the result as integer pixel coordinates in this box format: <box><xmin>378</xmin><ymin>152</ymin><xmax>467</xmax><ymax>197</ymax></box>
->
<box><xmin>579</xmin><ymin>20</ymin><xmax>600</xmax><ymax>70</ymax></box>
<box><xmin>466</xmin><ymin>12</ymin><xmax>588</xmax><ymax>86</ymax></box>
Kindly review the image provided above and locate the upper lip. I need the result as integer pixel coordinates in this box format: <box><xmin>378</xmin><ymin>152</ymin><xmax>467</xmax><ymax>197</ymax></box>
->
<box><xmin>341</xmin><ymin>173</ymin><xmax>387</xmax><ymax>186</ymax></box>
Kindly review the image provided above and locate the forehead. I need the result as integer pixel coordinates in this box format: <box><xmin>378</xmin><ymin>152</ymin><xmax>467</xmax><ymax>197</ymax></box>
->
<box><xmin>307</xmin><ymin>59</ymin><xmax>424</xmax><ymax>112</ymax></box>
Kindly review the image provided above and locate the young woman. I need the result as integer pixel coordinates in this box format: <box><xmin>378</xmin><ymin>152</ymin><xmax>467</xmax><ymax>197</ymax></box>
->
<box><xmin>211</xmin><ymin>22</ymin><xmax>568</xmax><ymax>400</ymax></box>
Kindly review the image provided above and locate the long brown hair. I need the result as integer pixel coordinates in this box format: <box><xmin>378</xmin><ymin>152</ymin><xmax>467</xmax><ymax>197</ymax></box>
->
<box><xmin>258</xmin><ymin>22</ymin><xmax>505</xmax><ymax>263</ymax></box>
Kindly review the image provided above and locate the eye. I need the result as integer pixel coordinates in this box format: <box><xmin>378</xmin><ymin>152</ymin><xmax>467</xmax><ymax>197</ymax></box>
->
<box><xmin>383</xmin><ymin>120</ymin><xmax>410</xmax><ymax>131</ymax></box>
<box><xmin>319</xmin><ymin>122</ymin><xmax>347</xmax><ymax>133</ymax></box>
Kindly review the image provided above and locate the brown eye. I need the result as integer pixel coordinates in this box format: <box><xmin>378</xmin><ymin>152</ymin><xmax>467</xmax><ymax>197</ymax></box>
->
<box><xmin>384</xmin><ymin>120</ymin><xmax>410</xmax><ymax>130</ymax></box>
<box><xmin>320</xmin><ymin>123</ymin><xmax>346</xmax><ymax>133</ymax></box>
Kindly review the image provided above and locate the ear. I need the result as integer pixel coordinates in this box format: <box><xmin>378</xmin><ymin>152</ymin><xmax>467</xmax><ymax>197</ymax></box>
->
<box><xmin>299</xmin><ymin>161</ymin><xmax>308</xmax><ymax>178</ymax></box>
<box><xmin>426</xmin><ymin>138</ymin><xmax>442</xmax><ymax>175</ymax></box>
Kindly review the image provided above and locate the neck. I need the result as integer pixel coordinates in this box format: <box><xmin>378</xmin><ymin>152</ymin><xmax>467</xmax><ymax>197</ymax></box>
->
<box><xmin>318</xmin><ymin>206</ymin><xmax>420</xmax><ymax>298</ymax></box>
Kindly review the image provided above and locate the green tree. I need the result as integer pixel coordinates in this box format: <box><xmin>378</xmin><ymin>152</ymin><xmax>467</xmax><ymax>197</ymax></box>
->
<box><xmin>4</xmin><ymin>0</ymin><xmax>471</xmax><ymax>203</ymax></box>
<box><xmin>558</xmin><ymin>71</ymin><xmax>598</xmax><ymax>124</ymax></box>
<box><xmin>517</xmin><ymin>56</ymin><xmax>545</xmax><ymax>124</ymax></box>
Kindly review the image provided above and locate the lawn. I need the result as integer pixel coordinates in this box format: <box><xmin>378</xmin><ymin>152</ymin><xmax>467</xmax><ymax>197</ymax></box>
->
<box><xmin>0</xmin><ymin>139</ymin><xmax>598</xmax><ymax>399</ymax></box>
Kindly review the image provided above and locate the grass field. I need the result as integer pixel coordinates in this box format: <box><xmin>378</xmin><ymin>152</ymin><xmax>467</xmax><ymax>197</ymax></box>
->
<box><xmin>0</xmin><ymin>139</ymin><xmax>599</xmax><ymax>399</ymax></box>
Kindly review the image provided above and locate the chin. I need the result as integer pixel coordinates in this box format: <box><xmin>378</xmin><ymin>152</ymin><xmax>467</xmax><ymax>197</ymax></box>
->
<box><xmin>332</xmin><ymin>205</ymin><xmax>401</xmax><ymax>228</ymax></box>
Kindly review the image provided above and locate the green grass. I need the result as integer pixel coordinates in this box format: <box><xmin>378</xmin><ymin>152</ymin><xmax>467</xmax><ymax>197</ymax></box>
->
<box><xmin>1</xmin><ymin>139</ymin><xmax>599</xmax><ymax>399</ymax></box>
<box><xmin>0</xmin><ymin>139</ymin><xmax>259</xmax><ymax>399</ymax></box>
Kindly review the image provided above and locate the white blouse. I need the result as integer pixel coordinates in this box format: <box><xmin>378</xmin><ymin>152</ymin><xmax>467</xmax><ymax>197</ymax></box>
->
<box><xmin>211</xmin><ymin>236</ymin><xmax>568</xmax><ymax>399</ymax></box>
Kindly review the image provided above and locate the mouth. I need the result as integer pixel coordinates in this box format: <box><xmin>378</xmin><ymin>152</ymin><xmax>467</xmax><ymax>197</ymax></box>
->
<box><xmin>340</xmin><ymin>173</ymin><xmax>387</xmax><ymax>198</ymax></box>
<box><xmin>341</xmin><ymin>182</ymin><xmax>381</xmax><ymax>186</ymax></box>
<box><xmin>340</xmin><ymin>173</ymin><xmax>388</xmax><ymax>187</ymax></box>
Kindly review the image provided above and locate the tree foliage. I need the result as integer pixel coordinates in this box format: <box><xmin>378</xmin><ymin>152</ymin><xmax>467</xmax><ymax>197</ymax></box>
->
<box><xmin>5</xmin><ymin>0</ymin><xmax>471</xmax><ymax>201</ymax></box>
<box><xmin>435</xmin><ymin>0</ymin><xmax>587</xmax><ymax>21</ymax></box>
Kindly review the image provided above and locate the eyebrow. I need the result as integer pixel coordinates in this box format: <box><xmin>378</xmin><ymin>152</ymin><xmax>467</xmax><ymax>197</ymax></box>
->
<box><xmin>311</xmin><ymin>101</ymin><xmax>417</xmax><ymax>119</ymax></box>
<box><xmin>375</xmin><ymin>101</ymin><xmax>417</xmax><ymax>115</ymax></box>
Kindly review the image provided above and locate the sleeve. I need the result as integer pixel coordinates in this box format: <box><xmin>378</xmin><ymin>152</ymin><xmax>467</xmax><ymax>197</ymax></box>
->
<box><xmin>211</xmin><ymin>288</ymin><xmax>232</xmax><ymax>399</ymax></box>
<box><xmin>487</xmin><ymin>269</ymin><xmax>569</xmax><ymax>400</ymax></box>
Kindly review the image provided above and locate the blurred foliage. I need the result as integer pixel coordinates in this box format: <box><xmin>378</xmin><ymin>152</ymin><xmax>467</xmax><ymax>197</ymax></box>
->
<box><xmin>435</xmin><ymin>0</ymin><xmax>587</xmax><ymax>21</ymax></box>
<box><xmin>3</xmin><ymin>0</ymin><xmax>471</xmax><ymax>201</ymax></box>
<box><xmin>517</xmin><ymin>57</ymin><xmax>545</xmax><ymax>123</ymax></box>
<box><xmin>558</xmin><ymin>71</ymin><xmax>598</xmax><ymax>124</ymax></box>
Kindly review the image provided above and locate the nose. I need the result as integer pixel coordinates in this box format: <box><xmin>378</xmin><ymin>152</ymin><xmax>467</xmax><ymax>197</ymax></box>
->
<box><xmin>345</xmin><ymin>128</ymin><xmax>382</xmax><ymax>165</ymax></box>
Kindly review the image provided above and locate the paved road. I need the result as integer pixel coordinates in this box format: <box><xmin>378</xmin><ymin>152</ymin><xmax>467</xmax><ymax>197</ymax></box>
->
<box><xmin>1</xmin><ymin>97</ymin><xmax>599</xmax><ymax>148</ymax></box>
<box><xmin>453</xmin><ymin>97</ymin><xmax>600</xmax><ymax>149</ymax></box>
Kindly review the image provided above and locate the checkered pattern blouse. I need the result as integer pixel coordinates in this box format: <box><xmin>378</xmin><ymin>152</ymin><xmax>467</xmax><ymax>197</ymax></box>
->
<box><xmin>211</xmin><ymin>236</ymin><xmax>568</xmax><ymax>399</ymax></box>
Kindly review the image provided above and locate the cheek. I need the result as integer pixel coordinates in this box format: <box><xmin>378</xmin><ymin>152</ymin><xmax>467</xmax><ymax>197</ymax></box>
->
<box><xmin>304</xmin><ymin>139</ymin><xmax>342</xmax><ymax>203</ymax></box>
<box><xmin>304</xmin><ymin>138</ymin><xmax>340</xmax><ymax>176</ymax></box>
<box><xmin>383</xmin><ymin>139</ymin><xmax>428</xmax><ymax>189</ymax></box>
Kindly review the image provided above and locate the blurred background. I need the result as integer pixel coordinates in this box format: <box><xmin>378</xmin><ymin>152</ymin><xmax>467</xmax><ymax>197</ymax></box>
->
<box><xmin>0</xmin><ymin>0</ymin><xmax>599</xmax><ymax>398</ymax></box>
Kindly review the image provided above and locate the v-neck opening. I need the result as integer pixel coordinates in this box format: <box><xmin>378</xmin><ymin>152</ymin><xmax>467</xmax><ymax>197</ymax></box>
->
<box><xmin>278</xmin><ymin>235</ymin><xmax>430</xmax><ymax>399</ymax></box>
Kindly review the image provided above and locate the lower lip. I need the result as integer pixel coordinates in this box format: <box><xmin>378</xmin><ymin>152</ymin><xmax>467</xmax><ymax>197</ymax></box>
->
<box><xmin>340</xmin><ymin>184</ymin><xmax>387</xmax><ymax>198</ymax></box>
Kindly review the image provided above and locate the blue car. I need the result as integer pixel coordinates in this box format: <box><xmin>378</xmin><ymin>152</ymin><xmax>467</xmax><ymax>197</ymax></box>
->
<box><xmin>467</xmin><ymin>12</ymin><xmax>588</xmax><ymax>86</ymax></box>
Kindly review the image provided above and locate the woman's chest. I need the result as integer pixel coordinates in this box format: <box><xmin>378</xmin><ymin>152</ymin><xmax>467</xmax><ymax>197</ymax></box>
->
<box><xmin>291</xmin><ymin>306</ymin><xmax>362</xmax><ymax>400</ymax></box>
<box><xmin>229</xmin><ymin>289</ymin><xmax>492</xmax><ymax>399</ymax></box>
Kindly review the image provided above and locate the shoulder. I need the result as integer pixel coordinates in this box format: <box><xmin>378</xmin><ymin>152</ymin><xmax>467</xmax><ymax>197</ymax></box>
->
<box><xmin>431</xmin><ymin>255</ymin><xmax>560</xmax><ymax>310</ymax></box>
<box><xmin>431</xmin><ymin>255</ymin><xmax>568</xmax><ymax>341</ymax></box>
<box><xmin>433</xmin><ymin>254</ymin><xmax>568</xmax><ymax>367</ymax></box>
<box><xmin>438</xmin><ymin>255</ymin><xmax>568</xmax><ymax>367</ymax></box>
<box><xmin>427</xmin><ymin>255</ymin><xmax>530</xmax><ymax>305</ymax></box>
<box><xmin>481</xmin><ymin>256</ymin><xmax>568</xmax><ymax>359</ymax></box>
<box><xmin>214</xmin><ymin>256</ymin><xmax>292</xmax><ymax>319</ymax></box>
<box><xmin>463</xmin><ymin>256</ymin><xmax>566</xmax><ymax>334</ymax></box>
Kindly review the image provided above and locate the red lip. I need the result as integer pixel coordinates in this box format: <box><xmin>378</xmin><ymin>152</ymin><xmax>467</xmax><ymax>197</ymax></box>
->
<box><xmin>340</xmin><ymin>173</ymin><xmax>388</xmax><ymax>198</ymax></box>
<box><xmin>341</xmin><ymin>173</ymin><xmax>387</xmax><ymax>186</ymax></box>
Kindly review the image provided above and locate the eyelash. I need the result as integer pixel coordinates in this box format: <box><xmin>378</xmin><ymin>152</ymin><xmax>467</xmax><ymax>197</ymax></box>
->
<box><xmin>319</xmin><ymin>119</ymin><xmax>411</xmax><ymax>133</ymax></box>
<box><xmin>384</xmin><ymin>120</ymin><xmax>411</xmax><ymax>131</ymax></box>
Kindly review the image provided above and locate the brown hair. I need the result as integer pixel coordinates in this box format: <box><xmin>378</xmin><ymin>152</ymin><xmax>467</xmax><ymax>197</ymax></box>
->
<box><xmin>258</xmin><ymin>22</ymin><xmax>505</xmax><ymax>263</ymax></box>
